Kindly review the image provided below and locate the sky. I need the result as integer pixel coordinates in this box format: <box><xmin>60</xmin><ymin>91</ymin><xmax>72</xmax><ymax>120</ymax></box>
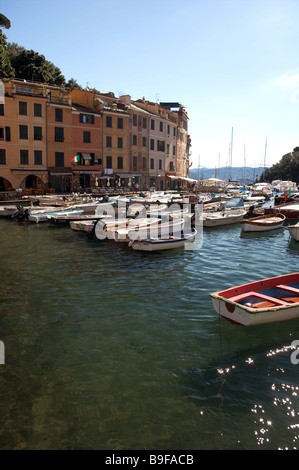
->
<box><xmin>2</xmin><ymin>0</ymin><xmax>299</xmax><ymax>170</ymax></box>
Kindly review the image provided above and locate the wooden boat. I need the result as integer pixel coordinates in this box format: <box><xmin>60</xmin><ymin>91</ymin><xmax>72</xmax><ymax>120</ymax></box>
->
<box><xmin>114</xmin><ymin>218</ymin><xmax>185</xmax><ymax>243</ymax></box>
<box><xmin>264</xmin><ymin>202</ymin><xmax>299</xmax><ymax>220</ymax></box>
<box><xmin>49</xmin><ymin>213</ymin><xmax>113</xmax><ymax>225</ymax></box>
<box><xmin>203</xmin><ymin>209</ymin><xmax>247</xmax><ymax>227</ymax></box>
<box><xmin>240</xmin><ymin>213</ymin><xmax>285</xmax><ymax>232</ymax></box>
<box><xmin>287</xmin><ymin>222</ymin><xmax>299</xmax><ymax>241</ymax></box>
<box><xmin>28</xmin><ymin>208</ymin><xmax>84</xmax><ymax>223</ymax></box>
<box><xmin>210</xmin><ymin>272</ymin><xmax>299</xmax><ymax>325</ymax></box>
<box><xmin>70</xmin><ymin>220</ymin><xmax>97</xmax><ymax>233</ymax></box>
<box><xmin>94</xmin><ymin>217</ymin><xmax>161</xmax><ymax>241</ymax></box>
<box><xmin>129</xmin><ymin>228</ymin><xmax>197</xmax><ymax>251</ymax></box>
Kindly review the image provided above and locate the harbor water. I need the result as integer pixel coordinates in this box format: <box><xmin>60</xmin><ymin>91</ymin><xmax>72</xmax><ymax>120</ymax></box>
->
<box><xmin>0</xmin><ymin>216</ymin><xmax>299</xmax><ymax>450</ymax></box>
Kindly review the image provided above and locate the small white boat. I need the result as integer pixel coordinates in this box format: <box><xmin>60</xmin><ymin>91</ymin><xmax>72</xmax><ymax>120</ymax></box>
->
<box><xmin>240</xmin><ymin>213</ymin><xmax>285</xmax><ymax>232</ymax></box>
<box><xmin>203</xmin><ymin>209</ymin><xmax>247</xmax><ymax>227</ymax></box>
<box><xmin>211</xmin><ymin>272</ymin><xmax>299</xmax><ymax>325</ymax></box>
<box><xmin>129</xmin><ymin>228</ymin><xmax>197</xmax><ymax>251</ymax></box>
<box><xmin>29</xmin><ymin>209</ymin><xmax>84</xmax><ymax>223</ymax></box>
<box><xmin>287</xmin><ymin>222</ymin><xmax>299</xmax><ymax>241</ymax></box>
<box><xmin>70</xmin><ymin>220</ymin><xmax>97</xmax><ymax>233</ymax></box>
<box><xmin>115</xmin><ymin>218</ymin><xmax>185</xmax><ymax>243</ymax></box>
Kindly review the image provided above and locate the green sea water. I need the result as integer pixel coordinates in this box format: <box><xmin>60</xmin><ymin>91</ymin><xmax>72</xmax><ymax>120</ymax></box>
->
<box><xmin>0</xmin><ymin>217</ymin><xmax>299</xmax><ymax>450</ymax></box>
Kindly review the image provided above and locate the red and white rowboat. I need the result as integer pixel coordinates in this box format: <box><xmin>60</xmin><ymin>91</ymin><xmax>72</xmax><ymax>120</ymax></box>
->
<box><xmin>210</xmin><ymin>272</ymin><xmax>299</xmax><ymax>325</ymax></box>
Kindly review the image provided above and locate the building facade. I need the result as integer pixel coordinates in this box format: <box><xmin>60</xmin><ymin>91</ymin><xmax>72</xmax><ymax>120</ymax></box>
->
<box><xmin>0</xmin><ymin>78</ymin><xmax>191</xmax><ymax>194</ymax></box>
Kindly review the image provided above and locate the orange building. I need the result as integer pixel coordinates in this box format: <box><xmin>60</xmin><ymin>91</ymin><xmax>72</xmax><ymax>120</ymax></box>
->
<box><xmin>0</xmin><ymin>78</ymin><xmax>191</xmax><ymax>195</ymax></box>
<box><xmin>0</xmin><ymin>78</ymin><xmax>49</xmax><ymax>192</ymax></box>
<box><xmin>66</xmin><ymin>89</ymin><xmax>102</xmax><ymax>190</ymax></box>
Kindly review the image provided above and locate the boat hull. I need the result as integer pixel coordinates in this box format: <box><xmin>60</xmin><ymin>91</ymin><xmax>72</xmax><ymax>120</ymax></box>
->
<box><xmin>287</xmin><ymin>224</ymin><xmax>299</xmax><ymax>241</ymax></box>
<box><xmin>203</xmin><ymin>210</ymin><xmax>246</xmax><ymax>227</ymax></box>
<box><xmin>241</xmin><ymin>214</ymin><xmax>285</xmax><ymax>232</ymax></box>
<box><xmin>129</xmin><ymin>229</ymin><xmax>197</xmax><ymax>251</ymax></box>
<box><xmin>211</xmin><ymin>272</ymin><xmax>299</xmax><ymax>325</ymax></box>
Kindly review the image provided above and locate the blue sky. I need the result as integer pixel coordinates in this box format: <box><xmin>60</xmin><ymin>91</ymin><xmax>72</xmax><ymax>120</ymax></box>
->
<box><xmin>2</xmin><ymin>0</ymin><xmax>299</xmax><ymax>170</ymax></box>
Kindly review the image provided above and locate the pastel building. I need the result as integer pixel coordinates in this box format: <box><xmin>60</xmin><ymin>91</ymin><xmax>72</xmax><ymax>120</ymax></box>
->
<box><xmin>0</xmin><ymin>78</ymin><xmax>191</xmax><ymax>194</ymax></box>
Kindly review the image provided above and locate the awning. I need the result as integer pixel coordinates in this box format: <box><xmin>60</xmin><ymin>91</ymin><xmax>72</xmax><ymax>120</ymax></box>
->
<box><xmin>12</xmin><ymin>169</ymin><xmax>48</xmax><ymax>175</ymax></box>
<box><xmin>82</xmin><ymin>153</ymin><xmax>92</xmax><ymax>160</ymax></box>
<box><xmin>167</xmin><ymin>175</ymin><xmax>179</xmax><ymax>179</ymax></box>
<box><xmin>179</xmin><ymin>177</ymin><xmax>197</xmax><ymax>182</ymax></box>
<box><xmin>116</xmin><ymin>173</ymin><xmax>142</xmax><ymax>178</ymax></box>
<box><xmin>98</xmin><ymin>175</ymin><xmax>115</xmax><ymax>179</ymax></box>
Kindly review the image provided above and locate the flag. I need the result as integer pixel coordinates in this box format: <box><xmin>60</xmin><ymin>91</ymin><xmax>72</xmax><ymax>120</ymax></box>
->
<box><xmin>72</xmin><ymin>155</ymin><xmax>80</xmax><ymax>163</ymax></box>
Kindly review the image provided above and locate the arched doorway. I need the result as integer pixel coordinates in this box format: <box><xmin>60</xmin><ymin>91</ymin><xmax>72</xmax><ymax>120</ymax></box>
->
<box><xmin>0</xmin><ymin>177</ymin><xmax>12</xmax><ymax>191</ymax></box>
<box><xmin>23</xmin><ymin>175</ymin><xmax>42</xmax><ymax>189</ymax></box>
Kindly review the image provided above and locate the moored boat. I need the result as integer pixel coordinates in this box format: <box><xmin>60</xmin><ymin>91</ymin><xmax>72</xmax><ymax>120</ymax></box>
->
<box><xmin>287</xmin><ymin>222</ymin><xmax>299</xmax><ymax>241</ymax></box>
<box><xmin>240</xmin><ymin>213</ymin><xmax>285</xmax><ymax>232</ymax></box>
<box><xmin>210</xmin><ymin>272</ymin><xmax>299</xmax><ymax>325</ymax></box>
<box><xmin>203</xmin><ymin>209</ymin><xmax>247</xmax><ymax>227</ymax></box>
<box><xmin>128</xmin><ymin>228</ymin><xmax>197</xmax><ymax>251</ymax></box>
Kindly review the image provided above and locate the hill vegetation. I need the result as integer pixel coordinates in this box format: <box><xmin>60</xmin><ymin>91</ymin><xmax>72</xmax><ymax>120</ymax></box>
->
<box><xmin>260</xmin><ymin>148</ymin><xmax>299</xmax><ymax>183</ymax></box>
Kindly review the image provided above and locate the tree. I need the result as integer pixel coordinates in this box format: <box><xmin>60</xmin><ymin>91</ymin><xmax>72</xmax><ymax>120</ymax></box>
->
<box><xmin>261</xmin><ymin>147</ymin><xmax>299</xmax><ymax>183</ymax></box>
<box><xmin>9</xmin><ymin>48</ymin><xmax>66</xmax><ymax>85</ymax></box>
<box><xmin>0</xmin><ymin>13</ymin><xmax>11</xmax><ymax>30</ymax></box>
<box><xmin>66</xmin><ymin>78</ymin><xmax>82</xmax><ymax>90</ymax></box>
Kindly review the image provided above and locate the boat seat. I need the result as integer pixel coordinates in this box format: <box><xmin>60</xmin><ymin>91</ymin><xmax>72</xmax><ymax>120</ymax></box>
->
<box><xmin>276</xmin><ymin>284</ymin><xmax>299</xmax><ymax>294</ymax></box>
<box><xmin>279</xmin><ymin>296</ymin><xmax>299</xmax><ymax>304</ymax></box>
<box><xmin>229</xmin><ymin>291</ymin><xmax>288</xmax><ymax>306</ymax></box>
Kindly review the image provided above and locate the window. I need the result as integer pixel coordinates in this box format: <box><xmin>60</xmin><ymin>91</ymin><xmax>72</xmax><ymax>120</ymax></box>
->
<box><xmin>20</xmin><ymin>150</ymin><xmax>29</xmax><ymax>165</ymax></box>
<box><xmin>142</xmin><ymin>157</ymin><xmax>146</xmax><ymax>170</ymax></box>
<box><xmin>157</xmin><ymin>140</ymin><xmax>165</xmax><ymax>152</ymax></box>
<box><xmin>0</xmin><ymin>104</ymin><xmax>4</xmax><ymax>116</ymax></box>
<box><xmin>142</xmin><ymin>118</ymin><xmax>147</xmax><ymax>129</ymax></box>
<box><xmin>55</xmin><ymin>108</ymin><xmax>63</xmax><ymax>122</ymax></box>
<box><xmin>173</xmin><ymin>145</ymin><xmax>176</xmax><ymax>156</ymax></box>
<box><xmin>142</xmin><ymin>137</ymin><xmax>146</xmax><ymax>147</ymax></box>
<box><xmin>133</xmin><ymin>135</ymin><xmax>137</xmax><ymax>146</ymax></box>
<box><xmin>19</xmin><ymin>125</ymin><xmax>28</xmax><ymax>139</ymax></box>
<box><xmin>83</xmin><ymin>131</ymin><xmax>91</xmax><ymax>143</ymax></box>
<box><xmin>117</xmin><ymin>137</ymin><xmax>123</xmax><ymax>149</ymax></box>
<box><xmin>150</xmin><ymin>158</ymin><xmax>155</xmax><ymax>170</ymax></box>
<box><xmin>0</xmin><ymin>128</ymin><xmax>4</xmax><ymax>140</ymax></box>
<box><xmin>159</xmin><ymin>159</ymin><xmax>162</xmax><ymax>170</ymax></box>
<box><xmin>5</xmin><ymin>127</ymin><xmax>10</xmax><ymax>142</ymax></box>
<box><xmin>166</xmin><ymin>144</ymin><xmax>170</xmax><ymax>155</ymax></box>
<box><xmin>167</xmin><ymin>124</ymin><xmax>170</xmax><ymax>134</ymax></box>
<box><xmin>133</xmin><ymin>114</ymin><xmax>137</xmax><ymax>126</ymax></box>
<box><xmin>106</xmin><ymin>156</ymin><xmax>112</xmax><ymax>169</ymax></box>
<box><xmin>0</xmin><ymin>149</ymin><xmax>6</xmax><ymax>165</ymax></box>
<box><xmin>117</xmin><ymin>157</ymin><xmax>123</xmax><ymax>169</ymax></box>
<box><xmin>159</xmin><ymin>121</ymin><xmax>163</xmax><ymax>132</ymax></box>
<box><xmin>34</xmin><ymin>103</ymin><xmax>42</xmax><ymax>117</ymax></box>
<box><xmin>169</xmin><ymin>161</ymin><xmax>174</xmax><ymax>171</ymax></box>
<box><xmin>151</xmin><ymin>119</ymin><xmax>155</xmax><ymax>130</ymax></box>
<box><xmin>34</xmin><ymin>150</ymin><xmax>42</xmax><ymax>165</ymax></box>
<box><xmin>79</xmin><ymin>114</ymin><xmax>94</xmax><ymax>124</ymax></box>
<box><xmin>117</xmin><ymin>118</ymin><xmax>123</xmax><ymax>129</ymax></box>
<box><xmin>106</xmin><ymin>116</ymin><xmax>112</xmax><ymax>128</ymax></box>
<box><xmin>55</xmin><ymin>127</ymin><xmax>64</xmax><ymax>142</ymax></box>
<box><xmin>19</xmin><ymin>101</ymin><xmax>27</xmax><ymax>115</ymax></box>
<box><xmin>34</xmin><ymin>126</ymin><xmax>43</xmax><ymax>140</ymax></box>
<box><xmin>106</xmin><ymin>136</ymin><xmax>112</xmax><ymax>147</ymax></box>
<box><xmin>133</xmin><ymin>156</ymin><xmax>137</xmax><ymax>170</ymax></box>
<box><xmin>150</xmin><ymin>139</ymin><xmax>155</xmax><ymax>151</ymax></box>
<box><xmin>55</xmin><ymin>152</ymin><xmax>64</xmax><ymax>167</ymax></box>
<box><xmin>173</xmin><ymin>127</ymin><xmax>176</xmax><ymax>136</ymax></box>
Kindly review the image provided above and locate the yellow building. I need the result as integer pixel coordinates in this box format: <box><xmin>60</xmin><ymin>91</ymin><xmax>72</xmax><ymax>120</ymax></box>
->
<box><xmin>0</xmin><ymin>78</ymin><xmax>49</xmax><ymax>193</ymax></box>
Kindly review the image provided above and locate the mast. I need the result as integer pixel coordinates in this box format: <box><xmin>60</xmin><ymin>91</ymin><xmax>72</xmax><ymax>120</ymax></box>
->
<box><xmin>264</xmin><ymin>138</ymin><xmax>267</xmax><ymax>170</ymax></box>
<box><xmin>229</xmin><ymin>127</ymin><xmax>233</xmax><ymax>180</ymax></box>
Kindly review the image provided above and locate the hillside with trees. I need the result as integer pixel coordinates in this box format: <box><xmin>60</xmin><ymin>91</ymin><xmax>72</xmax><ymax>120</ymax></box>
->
<box><xmin>261</xmin><ymin>147</ymin><xmax>299</xmax><ymax>183</ymax></box>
